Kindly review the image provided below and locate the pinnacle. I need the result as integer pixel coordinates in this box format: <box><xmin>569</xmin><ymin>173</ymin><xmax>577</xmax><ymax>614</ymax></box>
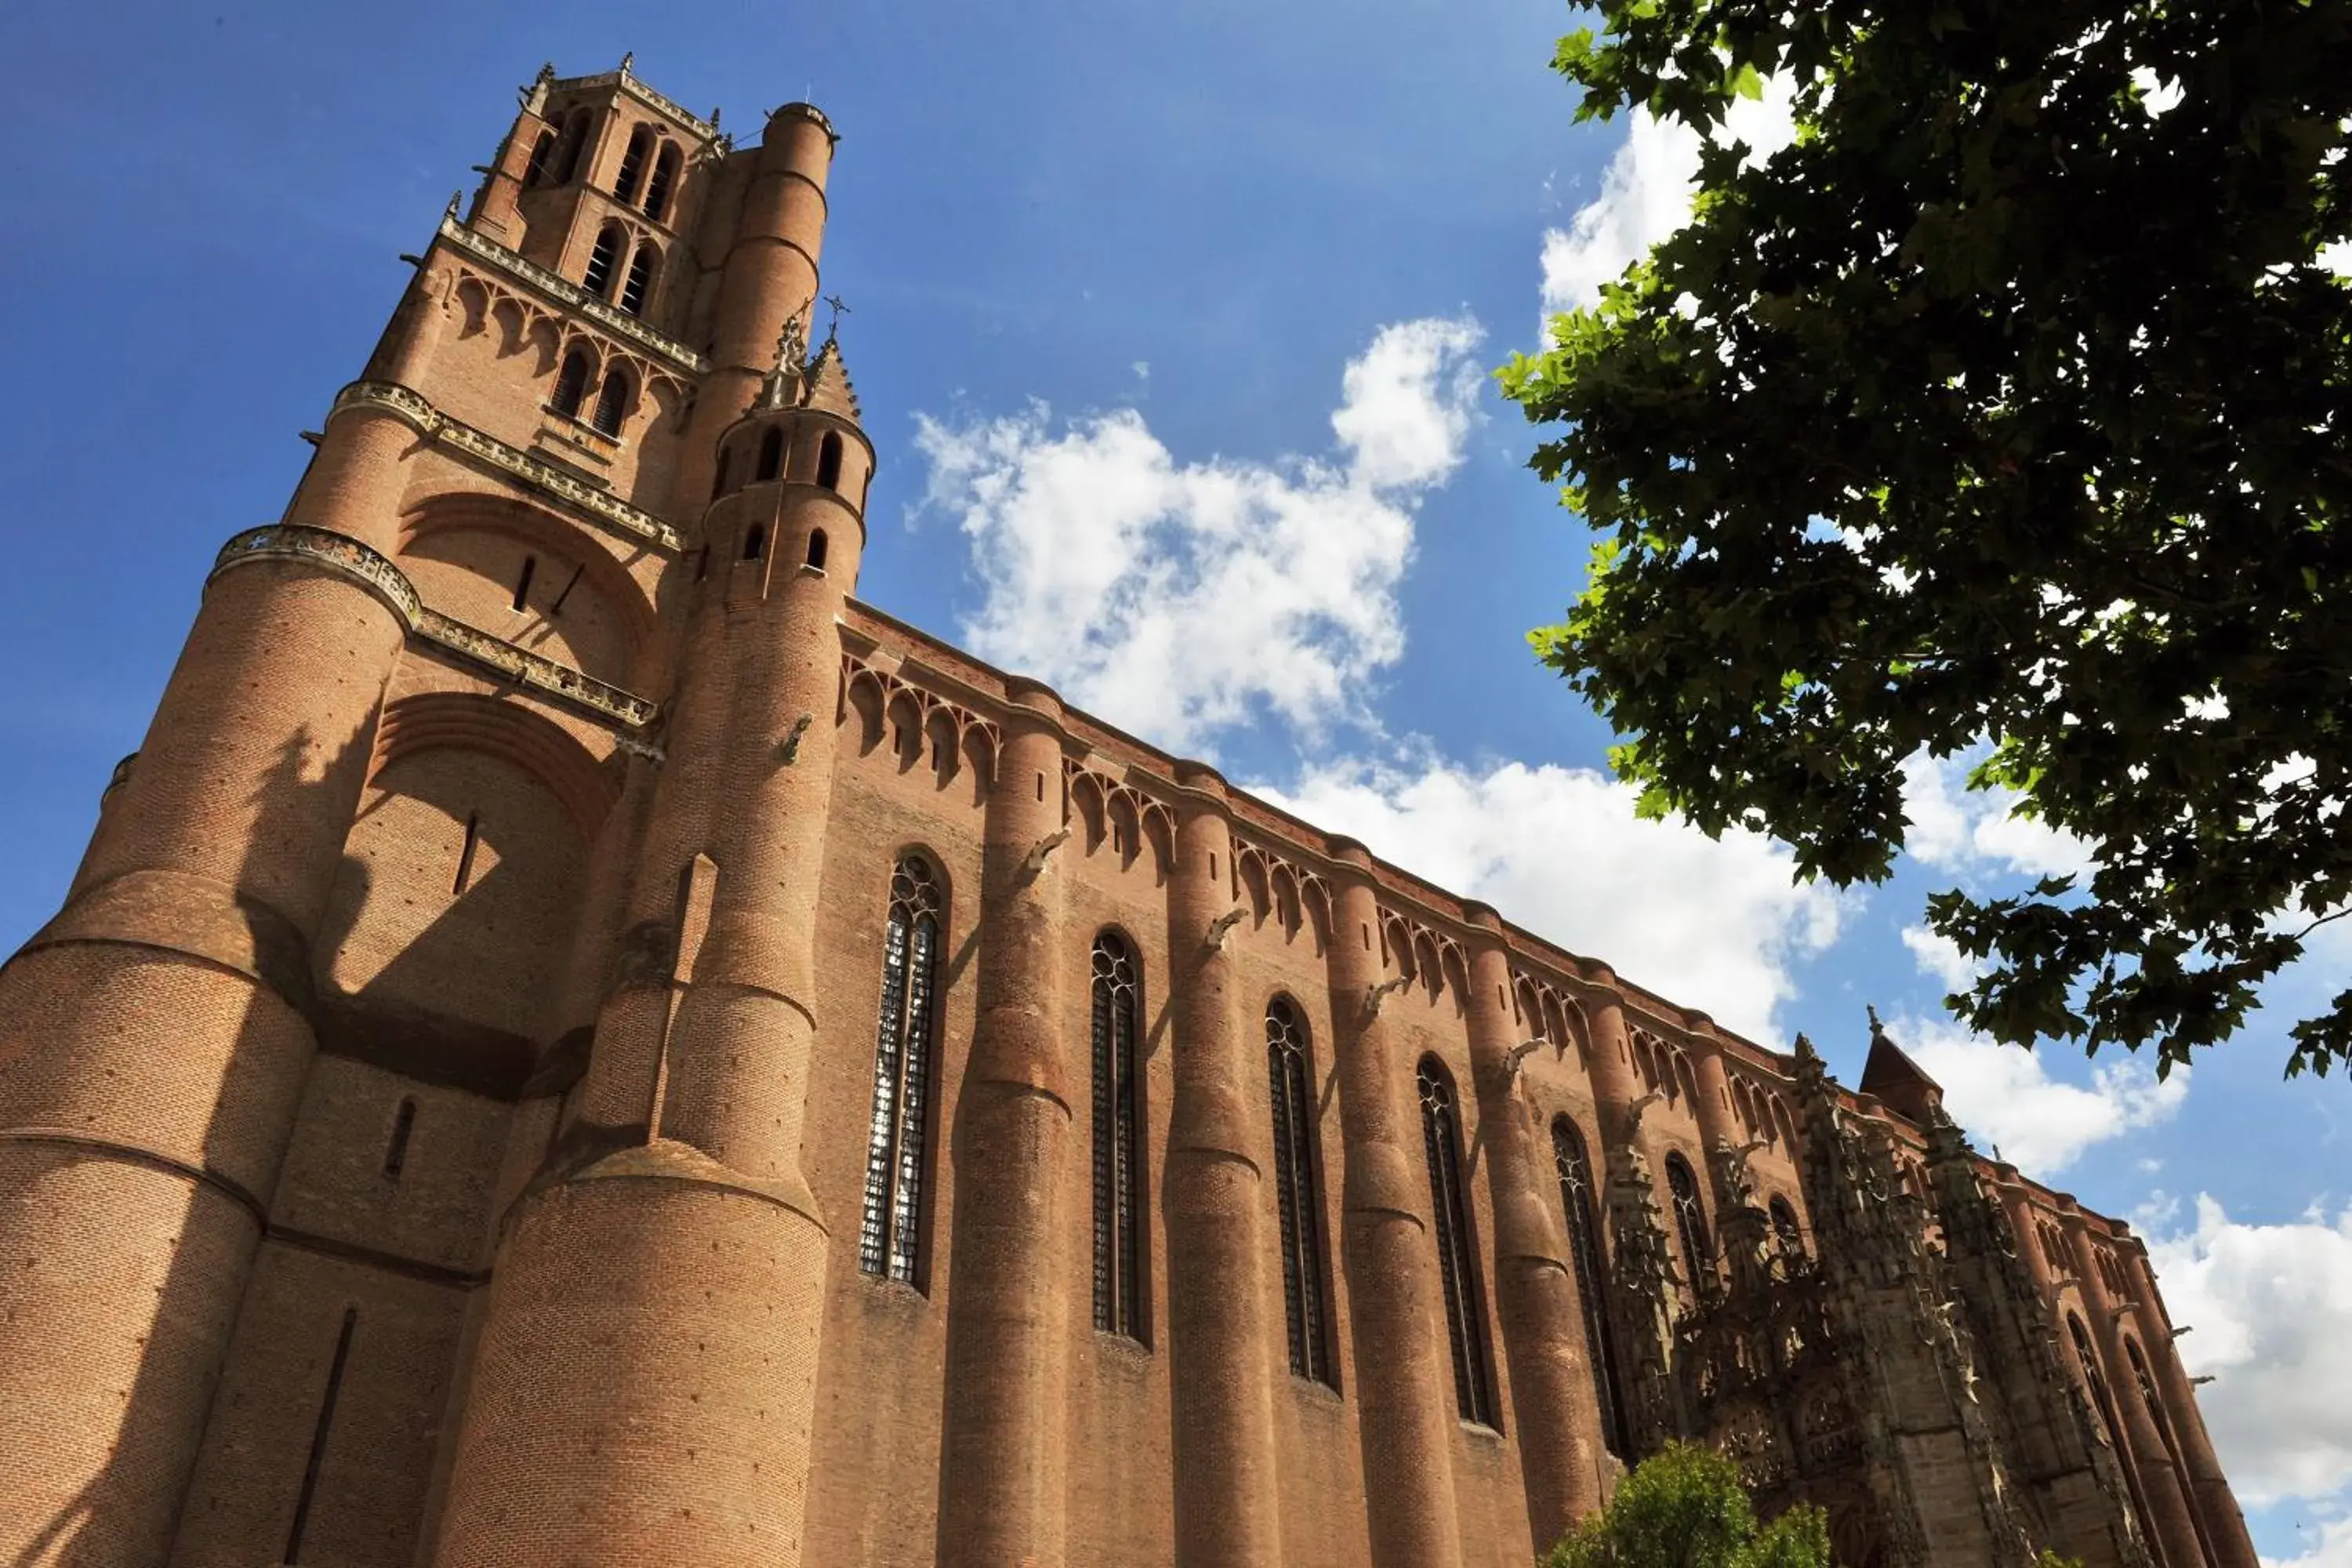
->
<box><xmin>802</xmin><ymin>334</ymin><xmax>863</xmax><ymax>426</ymax></box>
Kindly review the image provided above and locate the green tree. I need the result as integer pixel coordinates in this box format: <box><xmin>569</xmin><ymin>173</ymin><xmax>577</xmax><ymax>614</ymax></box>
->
<box><xmin>1542</xmin><ymin>1442</ymin><xmax>1830</xmax><ymax>1567</ymax></box>
<box><xmin>1498</xmin><ymin>0</ymin><xmax>2352</xmax><ymax>1076</ymax></box>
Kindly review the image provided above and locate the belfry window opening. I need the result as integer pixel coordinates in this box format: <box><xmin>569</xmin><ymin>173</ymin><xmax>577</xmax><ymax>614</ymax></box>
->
<box><xmin>592</xmin><ymin>365</ymin><xmax>631</xmax><ymax>437</ymax></box>
<box><xmin>756</xmin><ymin>426</ymin><xmax>784</xmax><ymax>482</ymax></box>
<box><xmin>551</xmin><ymin>350</ymin><xmax>592</xmax><ymax>419</ymax></box>
<box><xmin>522</xmin><ymin>129</ymin><xmax>555</xmax><ymax>188</ymax></box>
<box><xmin>805</xmin><ymin>528</ymin><xmax>829</xmax><ymax>572</ymax></box>
<box><xmin>620</xmin><ymin>243</ymin><xmax>658</xmax><ymax>317</ymax></box>
<box><xmin>614</xmin><ymin>125</ymin><xmax>652</xmax><ymax>205</ymax></box>
<box><xmin>583</xmin><ymin>223</ymin><xmax>623</xmax><ymax>298</ymax></box>
<box><xmin>644</xmin><ymin>144</ymin><xmax>681</xmax><ymax>223</ymax></box>
<box><xmin>818</xmin><ymin>430</ymin><xmax>844</xmax><ymax>491</ymax></box>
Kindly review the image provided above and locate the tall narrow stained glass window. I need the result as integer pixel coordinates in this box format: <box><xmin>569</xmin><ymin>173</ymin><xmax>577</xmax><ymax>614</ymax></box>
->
<box><xmin>1665</xmin><ymin>1152</ymin><xmax>1714</xmax><ymax>1297</ymax></box>
<box><xmin>1266</xmin><ymin>1000</ymin><xmax>1332</xmax><ymax>1385</ymax></box>
<box><xmin>858</xmin><ymin>856</ymin><xmax>943</xmax><ymax>1286</ymax></box>
<box><xmin>1091</xmin><ymin>934</ymin><xmax>1145</xmax><ymax>1339</ymax></box>
<box><xmin>1417</xmin><ymin>1058</ymin><xmax>1495</xmax><ymax>1426</ymax></box>
<box><xmin>1552</xmin><ymin>1116</ymin><xmax>1628</xmax><ymax>1457</ymax></box>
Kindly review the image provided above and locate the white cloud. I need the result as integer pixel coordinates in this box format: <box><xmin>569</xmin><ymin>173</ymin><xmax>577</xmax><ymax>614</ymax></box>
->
<box><xmin>2259</xmin><ymin>1504</ymin><xmax>2352</xmax><ymax>1568</ymax></box>
<box><xmin>1900</xmin><ymin>750</ymin><xmax>2095</xmax><ymax>881</ymax></box>
<box><xmin>2143</xmin><ymin>1195</ymin><xmax>2352</xmax><ymax>1512</ymax></box>
<box><xmin>1254</xmin><ymin>754</ymin><xmax>1842</xmax><ymax>1042</ymax></box>
<box><xmin>1887</xmin><ymin>1012</ymin><xmax>2187</xmax><ymax>1175</ymax></box>
<box><xmin>1540</xmin><ymin>78</ymin><xmax>1798</xmax><ymax>317</ymax></box>
<box><xmin>1901</xmin><ymin>922</ymin><xmax>1981</xmax><ymax>992</ymax></box>
<box><xmin>912</xmin><ymin>317</ymin><xmax>1486</xmax><ymax>753</ymax></box>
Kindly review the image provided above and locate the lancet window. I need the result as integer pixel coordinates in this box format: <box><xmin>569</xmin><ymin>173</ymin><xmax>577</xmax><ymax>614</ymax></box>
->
<box><xmin>591</xmin><ymin>365</ymin><xmax>630</xmax><ymax>436</ymax></box>
<box><xmin>1417</xmin><ymin>1058</ymin><xmax>1495</xmax><ymax>1426</ymax></box>
<box><xmin>858</xmin><ymin>855</ymin><xmax>944</xmax><ymax>1285</ymax></box>
<box><xmin>583</xmin><ymin>223</ymin><xmax>623</xmax><ymax>297</ymax></box>
<box><xmin>1665</xmin><ymin>1152</ymin><xmax>1714</xmax><ymax>1295</ymax></box>
<box><xmin>644</xmin><ymin>144</ymin><xmax>681</xmax><ymax>223</ymax></box>
<box><xmin>818</xmin><ymin>430</ymin><xmax>845</xmax><ymax>490</ymax></box>
<box><xmin>614</xmin><ymin>125</ymin><xmax>652</xmax><ymax>205</ymax></box>
<box><xmin>1552</xmin><ymin>1115</ymin><xmax>1627</xmax><ymax>1455</ymax></box>
<box><xmin>1091</xmin><ymin>933</ymin><xmax>1145</xmax><ymax>1341</ymax></box>
<box><xmin>1266</xmin><ymin>999</ymin><xmax>1332</xmax><ymax>1385</ymax></box>
<box><xmin>551</xmin><ymin>350</ymin><xmax>592</xmax><ymax>419</ymax></box>
<box><xmin>756</xmin><ymin>426</ymin><xmax>784</xmax><ymax>482</ymax></box>
<box><xmin>620</xmin><ymin>242</ymin><xmax>658</xmax><ymax>317</ymax></box>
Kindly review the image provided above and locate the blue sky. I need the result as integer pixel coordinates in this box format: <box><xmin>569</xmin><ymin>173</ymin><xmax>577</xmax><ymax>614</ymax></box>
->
<box><xmin>0</xmin><ymin>4</ymin><xmax>2342</xmax><ymax>1559</ymax></box>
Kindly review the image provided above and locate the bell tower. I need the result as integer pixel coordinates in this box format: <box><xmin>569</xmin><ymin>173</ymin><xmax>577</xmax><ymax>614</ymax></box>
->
<box><xmin>0</xmin><ymin>56</ymin><xmax>864</xmax><ymax>1568</ymax></box>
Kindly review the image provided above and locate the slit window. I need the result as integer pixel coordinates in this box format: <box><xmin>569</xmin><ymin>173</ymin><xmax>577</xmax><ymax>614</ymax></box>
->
<box><xmin>1268</xmin><ymin>1000</ymin><xmax>1333</xmax><ymax>1385</ymax></box>
<box><xmin>1091</xmin><ymin>933</ymin><xmax>1146</xmax><ymax>1341</ymax></box>
<box><xmin>710</xmin><ymin>448</ymin><xmax>733</xmax><ymax>499</ymax></box>
<box><xmin>806</xmin><ymin>528</ymin><xmax>829</xmax><ymax>572</ymax></box>
<box><xmin>452</xmin><ymin>811</ymin><xmax>481</xmax><ymax>895</ymax></box>
<box><xmin>383</xmin><ymin>1098</ymin><xmax>417</xmax><ymax>1179</ymax></box>
<box><xmin>614</xmin><ymin>125</ymin><xmax>652</xmax><ymax>205</ymax></box>
<box><xmin>742</xmin><ymin>524</ymin><xmax>767</xmax><ymax>561</ymax></box>
<box><xmin>1553</xmin><ymin>1116</ymin><xmax>1628</xmax><ymax>1456</ymax></box>
<box><xmin>551</xmin><ymin>350</ymin><xmax>592</xmax><ymax>418</ymax></box>
<box><xmin>818</xmin><ymin>430</ymin><xmax>844</xmax><ymax>490</ymax></box>
<box><xmin>583</xmin><ymin>224</ymin><xmax>623</xmax><ymax>297</ymax></box>
<box><xmin>620</xmin><ymin>242</ymin><xmax>657</xmax><ymax>317</ymax></box>
<box><xmin>755</xmin><ymin>426</ymin><xmax>783</xmax><ymax>481</ymax></box>
<box><xmin>283</xmin><ymin>1307</ymin><xmax>358</xmax><ymax>1564</ymax></box>
<box><xmin>644</xmin><ymin>144</ymin><xmax>681</xmax><ymax>223</ymax></box>
<box><xmin>592</xmin><ymin>365</ymin><xmax>631</xmax><ymax>436</ymax></box>
<box><xmin>858</xmin><ymin>856</ymin><xmax>945</xmax><ymax>1286</ymax></box>
<box><xmin>1419</xmin><ymin>1058</ymin><xmax>1495</xmax><ymax>1425</ymax></box>
<box><xmin>510</xmin><ymin>554</ymin><xmax>537</xmax><ymax>612</ymax></box>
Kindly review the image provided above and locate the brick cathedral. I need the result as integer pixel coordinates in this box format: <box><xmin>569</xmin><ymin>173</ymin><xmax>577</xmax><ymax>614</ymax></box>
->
<box><xmin>0</xmin><ymin>59</ymin><xmax>2256</xmax><ymax>1568</ymax></box>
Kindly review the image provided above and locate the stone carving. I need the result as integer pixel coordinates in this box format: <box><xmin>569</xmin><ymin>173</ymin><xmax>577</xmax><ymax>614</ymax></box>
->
<box><xmin>437</xmin><ymin>214</ymin><xmax>709</xmax><ymax>376</ymax></box>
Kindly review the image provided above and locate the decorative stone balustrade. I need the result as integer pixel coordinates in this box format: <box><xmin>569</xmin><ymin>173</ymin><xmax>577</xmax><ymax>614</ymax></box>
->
<box><xmin>211</xmin><ymin>524</ymin><xmax>660</xmax><ymax>732</ymax></box>
<box><xmin>332</xmin><ymin>380</ymin><xmax>684</xmax><ymax>554</ymax></box>
<box><xmin>436</xmin><ymin>215</ymin><xmax>710</xmax><ymax>378</ymax></box>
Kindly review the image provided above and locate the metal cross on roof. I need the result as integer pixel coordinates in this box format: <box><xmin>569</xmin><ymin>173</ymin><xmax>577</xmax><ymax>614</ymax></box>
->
<box><xmin>822</xmin><ymin>293</ymin><xmax>851</xmax><ymax>340</ymax></box>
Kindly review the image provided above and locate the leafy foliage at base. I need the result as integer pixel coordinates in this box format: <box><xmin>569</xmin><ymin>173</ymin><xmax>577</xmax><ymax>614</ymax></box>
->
<box><xmin>1541</xmin><ymin>1443</ymin><xmax>1831</xmax><ymax>1568</ymax></box>
<box><xmin>1499</xmin><ymin>0</ymin><xmax>2352</xmax><ymax>1078</ymax></box>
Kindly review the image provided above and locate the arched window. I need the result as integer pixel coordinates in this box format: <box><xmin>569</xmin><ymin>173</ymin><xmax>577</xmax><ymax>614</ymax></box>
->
<box><xmin>710</xmin><ymin>448</ymin><xmax>733</xmax><ymax>499</ymax></box>
<box><xmin>1553</xmin><ymin>1116</ymin><xmax>1626</xmax><ymax>1455</ymax></box>
<box><xmin>1418</xmin><ymin>1058</ymin><xmax>1495</xmax><ymax>1425</ymax></box>
<box><xmin>1267</xmin><ymin>1000</ymin><xmax>1332</xmax><ymax>1385</ymax></box>
<box><xmin>583</xmin><ymin>223</ymin><xmax>623</xmax><ymax>297</ymax></box>
<box><xmin>620</xmin><ymin>242</ymin><xmax>658</xmax><ymax>317</ymax></box>
<box><xmin>805</xmin><ymin>528</ymin><xmax>829</xmax><ymax>572</ymax></box>
<box><xmin>818</xmin><ymin>430</ymin><xmax>845</xmax><ymax>490</ymax></box>
<box><xmin>858</xmin><ymin>856</ymin><xmax>944</xmax><ymax>1285</ymax></box>
<box><xmin>755</xmin><ymin>426</ymin><xmax>784</xmax><ymax>482</ymax></box>
<box><xmin>591</xmin><ymin>365</ymin><xmax>630</xmax><ymax>436</ymax></box>
<box><xmin>2071</xmin><ymin>1313</ymin><xmax>2159</xmax><ymax>1530</ymax></box>
<box><xmin>522</xmin><ymin>129</ymin><xmax>556</xmax><ymax>189</ymax></box>
<box><xmin>1091</xmin><ymin>933</ymin><xmax>1145</xmax><ymax>1341</ymax></box>
<box><xmin>554</xmin><ymin>109</ymin><xmax>592</xmax><ymax>184</ymax></box>
<box><xmin>614</xmin><ymin>125</ymin><xmax>652</xmax><ymax>205</ymax></box>
<box><xmin>1769</xmin><ymin>1195</ymin><xmax>1804</xmax><ymax>1259</ymax></box>
<box><xmin>1665</xmin><ymin>1152</ymin><xmax>1714</xmax><ymax>1296</ymax></box>
<box><xmin>644</xmin><ymin>143</ymin><xmax>682</xmax><ymax>223</ymax></box>
<box><xmin>741</xmin><ymin>523</ymin><xmax>766</xmax><ymax>561</ymax></box>
<box><xmin>551</xmin><ymin>349</ymin><xmax>592</xmax><ymax>418</ymax></box>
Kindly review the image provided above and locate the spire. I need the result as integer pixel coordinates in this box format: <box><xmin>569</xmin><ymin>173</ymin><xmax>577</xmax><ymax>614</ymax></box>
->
<box><xmin>1859</xmin><ymin>1006</ymin><xmax>1945</xmax><ymax>1123</ymax></box>
<box><xmin>802</xmin><ymin>334</ymin><xmax>863</xmax><ymax>426</ymax></box>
